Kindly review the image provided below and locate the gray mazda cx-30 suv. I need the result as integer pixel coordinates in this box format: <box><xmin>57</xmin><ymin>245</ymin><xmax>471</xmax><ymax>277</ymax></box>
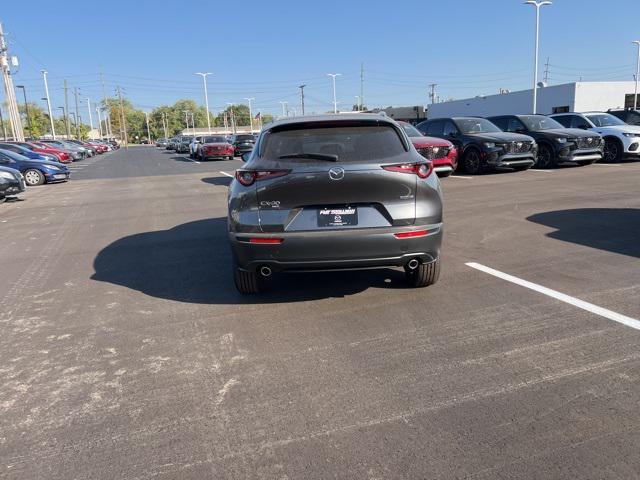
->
<box><xmin>227</xmin><ymin>114</ymin><xmax>444</xmax><ymax>294</ymax></box>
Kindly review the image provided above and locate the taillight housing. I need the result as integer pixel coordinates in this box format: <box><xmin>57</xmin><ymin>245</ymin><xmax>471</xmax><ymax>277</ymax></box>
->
<box><xmin>235</xmin><ymin>170</ymin><xmax>290</xmax><ymax>186</ymax></box>
<box><xmin>382</xmin><ymin>162</ymin><xmax>433</xmax><ymax>179</ymax></box>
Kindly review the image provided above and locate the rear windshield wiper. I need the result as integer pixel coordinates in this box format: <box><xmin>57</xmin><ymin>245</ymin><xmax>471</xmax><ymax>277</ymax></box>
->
<box><xmin>277</xmin><ymin>153</ymin><xmax>338</xmax><ymax>162</ymax></box>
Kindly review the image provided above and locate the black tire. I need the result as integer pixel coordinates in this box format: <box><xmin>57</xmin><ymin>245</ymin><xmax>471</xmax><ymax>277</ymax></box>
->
<box><xmin>405</xmin><ymin>259</ymin><xmax>440</xmax><ymax>288</ymax></box>
<box><xmin>438</xmin><ymin>170</ymin><xmax>453</xmax><ymax>177</ymax></box>
<box><xmin>234</xmin><ymin>266</ymin><xmax>262</xmax><ymax>294</ymax></box>
<box><xmin>603</xmin><ymin>137</ymin><xmax>623</xmax><ymax>163</ymax></box>
<box><xmin>0</xmin><ymin>196</ymin><xmax>5</xmax><ymax>204</ymax></box>
<box><xmin>462</xmin><ymin>148</ymin><xmax>484</xmax><ymax>174</ymax></box>
<box><xmin>535</xmin><ymin>143</ymin><xmax>555</xmax><ymax>168</ymax></box>
<box><xmin>24</xmin><ymin>169</ymin><xmax>45</xmax><ymax>186</ymax></box>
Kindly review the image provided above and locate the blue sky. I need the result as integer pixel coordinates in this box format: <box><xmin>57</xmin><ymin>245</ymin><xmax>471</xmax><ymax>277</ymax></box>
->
<box><xmin>3</xmin><ymin>0</ymin><xmax>640</xmax><ymax>117</ymax></box>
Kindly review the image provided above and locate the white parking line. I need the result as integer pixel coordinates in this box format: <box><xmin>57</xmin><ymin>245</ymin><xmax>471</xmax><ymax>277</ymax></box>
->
<box><xmin>466</xmin><ymin>262</ymin><xmax>640</xmax><ymax>331</ymax></box>
<box><xmin>593</xmin><ymin>163</ymin><xmax>621</xmax><ymax>167</ymax></box>
<box><xmin>186</xmin><ymin>158</ymin><xmax>201</xmax><ymax>164</ymax></box>
<box><xmin>219</xmin><ymin>171</ymin><xmax>234</xmax><ymax>178</ymax></box>
<box><xmin>527</xmin><ymin>169</ymin><xmax>554</xmax><ymax>173</ymax></box>
<box><xmin>449</xmin><ymin>175</ymin><xmax>473</xmax><ymax>179</ymax></box>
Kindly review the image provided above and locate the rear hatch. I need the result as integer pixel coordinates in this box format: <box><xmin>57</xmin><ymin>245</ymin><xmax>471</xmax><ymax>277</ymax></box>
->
<box><xmin>252</xmin><ymin>121</ymin><xmax>417</xmax><ymax>233</ymax></box>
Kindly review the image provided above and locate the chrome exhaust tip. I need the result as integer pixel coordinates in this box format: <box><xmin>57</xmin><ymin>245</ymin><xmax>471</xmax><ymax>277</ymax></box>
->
<box><xmin>259</xmin><ymin>266</ymin><xmax>272</xmax><ymax>277</ymax></box>
<box><xmin>407</xmin><ymin>259</ymin><xmax>420</xmax><ymax>270</ymax></box>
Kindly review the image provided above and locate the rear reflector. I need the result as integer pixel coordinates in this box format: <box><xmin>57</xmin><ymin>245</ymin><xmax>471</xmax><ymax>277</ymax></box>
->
<box><xmin>249</xmin><ymin>238</ymin><xmax>284</xmax><ymax>244</ymax></box>
<box><xmin>394</xmin><ymin>230</ymin><xmax>429</xmax><ymax>239</ymax></box>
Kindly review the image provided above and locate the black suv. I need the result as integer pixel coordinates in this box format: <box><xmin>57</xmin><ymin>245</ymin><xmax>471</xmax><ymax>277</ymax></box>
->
<box><xmin>230</xmin><ymin>134</ymin><xmax>256</xmax><ymax>157</ymax></box>
<box><xmin>415</xmin><ymin>117</ymin><xmax>536</xmax><ymax>174</ymax></box>
<box><xmin>608</xmin><ymin>109</ymin><xmax>640</xmax><ymax>126</ymax></box>
<box><xmin>488</xmin><ymin>115</ymin><xmax>603</xmax><ymax>168</ymax></box>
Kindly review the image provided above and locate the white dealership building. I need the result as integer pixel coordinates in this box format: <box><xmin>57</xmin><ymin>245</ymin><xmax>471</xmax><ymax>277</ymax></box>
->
<box><xmin>427</xmin><ymin>81</ymin><xmax>639</xmax><ymax>118</ymax></box>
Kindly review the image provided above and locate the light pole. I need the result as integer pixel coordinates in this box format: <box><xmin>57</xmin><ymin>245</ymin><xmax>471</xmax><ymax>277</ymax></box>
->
<box><xmin>96</xmin><ymin>106</ymin><xmax>103</xmax><ymax>138</ymax></box>
<box><xmin>57</xmin><ymin>106</ymin><xmax>65</xmax><ymax>137</ymax></box>
<box><xmin>145</xmin><ymin>111</ymin><xmax>152</xmax><ymax>142</ymax></box>
<box><xmin>182</xmin><ymin>110</ymin><xmax>190</xmax><ymax>133</ymax></box>
<box><xmin>355</xmin><ymin>95</ymin><xmax>361</xmax><ymax>111</ymax></box>
<box><xmin>15</xmin><ymin>85</ymin><xmax>33</xmax><ymax>138</ymax></box>
<box><xmin>195</xmin><ymin>72</ymin><xmax>212</xmax><ymax>133</ymax></box>
<box><xmin>161</xmin><ymin>112</ymin><xmax>168</xmax><ymax>139</ymax></box>
<box><xmin>278</xmin><ymin>101</ymin><xmax>288</xmax><ymax>117</ymax></box>
<box><xmin>226</xmin><ymin>103</ymin><xmax>237</xmax><ymax>134</ymax></box>
<box><xmin>86</xmin><ymin>98</ymin><xmax>94</xmax><ymax>138</ymax></box>
<box><xmin>244</xmin><ymin>97</ymin><xmax>255</xmax><ymax>133</ymax></box>
<box><xmin>525</xmin><ymin>1</ymin><xmax>551</xmax><ymax>114</ymax></box>
<box><xmin>41</xmin><ymin>70</ymin><xmax>55</xmax><ymax>139</ymax></box>
<box><xmin>326</xmin><ymin>73</ymin><xmax>341</xmax><ymax>114</ymax></box>
<box><xmin>633</xmin><ymin>41</ymin><xmax>640</xmax><ymax>110</ymax></box>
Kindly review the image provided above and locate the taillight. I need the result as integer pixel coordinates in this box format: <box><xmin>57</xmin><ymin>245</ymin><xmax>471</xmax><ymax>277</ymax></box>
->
<box><xmin>394</xmin><ymin>230</ymin><xmax>429</xmax><ymax>239</ymax></box>
<box><xmin>235</xmin><ymin>170</ymin><xmax>289</xmax><ymax>186</ymax></box>
<box><xmin>382</xmin><ymin>162</ymin><xmax>433</xmax><ymax>179</ymax></box>
<box><xmin>249</xmin><ymin>238</ymin><xmax>284</xmax><ymax>244</ymax></box>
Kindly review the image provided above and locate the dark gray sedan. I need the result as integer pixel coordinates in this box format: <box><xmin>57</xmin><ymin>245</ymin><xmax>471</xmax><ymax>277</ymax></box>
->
<box><xmin>227</xmin><ymin>114</ymin><xmax>443</xmax><ymax>294</ymax></box>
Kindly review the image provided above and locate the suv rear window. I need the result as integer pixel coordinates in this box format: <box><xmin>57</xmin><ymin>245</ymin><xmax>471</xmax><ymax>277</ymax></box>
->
<box><xmin>261</xmin><ymin>123</ymin><xmax>406</xmax><ymax>163</ymax></box>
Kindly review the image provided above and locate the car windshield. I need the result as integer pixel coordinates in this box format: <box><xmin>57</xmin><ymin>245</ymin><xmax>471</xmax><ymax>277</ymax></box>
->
<box><xmin>519</xmin><ymin>115</ymin><xmax>564</xmax><ymax>130</ymax></box>
<box><xmin>585</xmin><ymin>113</ymin><xmax>626</xmax><ymax>127</ymax></box>
<box><xmin>455</xmin><ymin>118</ymin><xmax>502</xmax><ymax>134</ymax></box>
<box><xmin>0</xmin><ymin>148</ymin><xmax>30</xmax><ymax>161</ymax></box>
<box><xmin>261</xmin><ymin>123</ymin><xmax>406</xmax><ymax>163</ymax></box>
<box><xmin>400</xmin><ymin>123</ymin><xmax>422</xmax><ymax>138</ymax></box>
<box><xmin>203</xmin><ymin>136</ymin><xmax>227</xmax><ymax>143</ymax></box>
<box><xmin>235</xmin><ymin>135</ymin><xmax>254</xmax><ymax>141</ymax></box>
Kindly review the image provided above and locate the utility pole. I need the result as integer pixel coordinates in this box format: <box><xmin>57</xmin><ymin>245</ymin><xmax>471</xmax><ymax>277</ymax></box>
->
<box><xmin>525</xmin><ymin>1</ymin><xmax>552</xmax><ymax>114</ymax></box>
<box><xmin>96</xmin><ymin>106</ymin><xmax>103</xmax><ymax>138</ymax></box>
<box><xmin>633</xmin><ymin>41</ymin><xmax>640</xmax><ymax>110</ymax></box>
<box><xmin>145</xmin><ymin>111</ymin><xmax>151</xmax><ymax>142</ymax></box>
<box><xmin>41</xmin><ymin>70</ymin><xmax>55</xmax><ymax>139</ymax></box>
<box><xmin>74</xmin><ymin>87</ymin><xmax>81</xmax><ymax>139</ymax></box>
<box><xmin>116</xmin><ymin>86</ymin><xmax>128</xmax><ymax>148</ymax></box>
<box><xmin>360</xmin><ymin>62</ymin><xmax>364</xmax><ymax>111</ymax></box>
<box><xmin>86</xmin><ymin>98</ymin><xmax>94</xmax><ymax>138</ymax></box>
<box><xmin>190</xmin><ymin>112</ymin><xmax>195</xmax><ymax>135</ymax></box>
<box><xmin>278</xmin><ymin>101</ymin><xmax>287</xmax><ymax>117</ymax></box>
<box><xmin>226</xmin><ymin>103</ymin><xmax>237</xmax><ymax>134</ymax></box>
<box><xmin>326</xmin><ymin>73</ymin><xmax>341</xmax><ymax>114</ymax></box>
<box><xmin>63</xmin><ymin>80</ymin><xmax>70</xmax><ymax>138</ymax></box>
<box><xmin>0</xmin><ymin>22</ymin><xmax>24</xmax><ymax>141</ymax></box>
<box><xmin>429</xmin><ymin>84</ymin><xmax>438</xmax><ymax>105</ymax></box>
<box><xmin>0</xmin><ymin>106</ymin><xmax>6</xmax><ymax>140</ymax></box>
<box><xmin>161</xmin><ymin>112</ymin><xmax>168</xmax><ymax>139</ymax></box>
<box><xmin>182</xmin><ymin>110</ymin><xmax>190</xmax><ymax>132</ymax></box>
<box><xmin>100</xmin><ymin>70</ymin><xmax>112</xmax><ymax>138</ymax></box>
<box><xmin>298</xmin><ymin>85</ymin><xmax>306</xmax><ymax>115</ymax></box>
<box><xmin>15</xmin><ymin>86</ymin><xmax>33</xmax><ymax>138</ymax></box>
<box><xmin>244</xmin><ymin>97</ymin><xmax>255</xmax><ymax>132</ymax></box>
<box><xmin>543</xmin><ymin>57</ymin><xmax>550</xmax><ymax>84</ymax></box>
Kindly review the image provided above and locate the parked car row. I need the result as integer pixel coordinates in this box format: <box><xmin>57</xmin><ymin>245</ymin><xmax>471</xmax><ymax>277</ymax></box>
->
<box><xmin>157</xmin><ymin>134</ymin><xmax>257</xmax><ymax>160</ymax></box>
<box><xmin>0</xmin><ymin>138</ymin><xmax>117</xmax><ymax>203</ymax></box>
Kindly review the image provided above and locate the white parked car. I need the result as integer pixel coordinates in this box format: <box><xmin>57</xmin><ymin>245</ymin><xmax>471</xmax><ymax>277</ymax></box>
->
<box><xmin>550</xmin><ymin>112</ymin><xmax>640</xmax><ymax>162</ymax></box>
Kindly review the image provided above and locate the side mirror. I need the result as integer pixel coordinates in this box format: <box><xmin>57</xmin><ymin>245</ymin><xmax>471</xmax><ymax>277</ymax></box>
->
<box><xmin>241</xmin><ymin>152</ymin><xmax>251</xmax><ymax>162</ymax></box>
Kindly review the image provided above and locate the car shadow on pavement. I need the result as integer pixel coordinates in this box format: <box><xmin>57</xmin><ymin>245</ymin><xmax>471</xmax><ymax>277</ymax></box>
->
<box><xmin>202</xmin><ymin>176</ymin><xmax>231</xmax><ymax>186</ymax></box>
<box><xmin>527</xmin><ymin>208</ymin><xmax>640</xmax><ymax>258</ymax></box>
<box><xmin>91</xmin><ymin>218</ymin><xmax>407</xmax><ymax>304</ymax></box>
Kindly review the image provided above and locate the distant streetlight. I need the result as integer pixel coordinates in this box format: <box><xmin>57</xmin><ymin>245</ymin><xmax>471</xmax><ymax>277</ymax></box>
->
<box><xmin>41</xmin><ymin>70</ymin><xmax>55</xmax><ymax>139</ymax></box>
<box><xmin>327</xmin><ymin>73</ymin><xmax>341</xmax><ymax>114</ymax></box>
<box><xmin>15</xmin><ymin>85</ymin><xmax>33</xmax><ymax>137</ymax></box>
<box><xmin>244</xmin><ymin>97</ymin><xmax>255</xmax><ymax>133</ymax></box>
<box><xmin>633</xmin><ymin>41</ymin><xmax>640</xmax><ymax>110</ymax></box>
<box><xmin>524</xmin><ymin>1</ymin><xmax>552</xmax><ymax>114</ymax></box>
<box><xmin>195</xmin><ymin>72</ymin><xmax>213</xmax><ymax>133</ymax></box>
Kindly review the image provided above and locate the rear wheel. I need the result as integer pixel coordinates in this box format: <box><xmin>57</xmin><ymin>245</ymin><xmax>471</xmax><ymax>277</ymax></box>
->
<box><xmin>462</xmin><ymin>148</ymin><xmax>484</xmax><ymax>174</ymax></box>
<box><xmin>405</xmin><ymin>258</ymin><xmax>440</xmax><ymax>288</ymax></box>
<box><xmin>536</xmin><ymin>143</ymin><xmax>555</xmax><ymax>168</ymax></box>
<box><xmin>234</xmin><ymin>264</ymin><xmax>262</xmax><ymax>294</ymax></box>
<box><xmin>24</xmin><ymin>169</ymin><xmax>45</xmax><ymax>186</ymax></box>
<box><xmin>603</xmin><ymin>137</ymin><xmax>623</xmax><ymax>162</ymax></box>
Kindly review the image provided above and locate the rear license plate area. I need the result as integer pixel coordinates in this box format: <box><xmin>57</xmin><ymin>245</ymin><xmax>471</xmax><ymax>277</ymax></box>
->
<box><xmin>317</xmin><ymin>207</ymin><xmax>358</xmax><ymax>227</ymax></box>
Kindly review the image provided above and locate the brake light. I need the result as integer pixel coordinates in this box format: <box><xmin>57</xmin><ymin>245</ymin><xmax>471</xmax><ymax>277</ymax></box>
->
<box><xmin>382</xmin><ymin>162</ymin><xmax>433</xmax><ymax>179</ymax></box>
<box><xmin>394</xmin><ymin>230</ymin><xmax>429</xmax><ymax>239</ymax></box>
<box><xmin>249</xmin><ymin>238</ymin><xmax>283</xmax><ymax>244</ymax></box>
<box><xmin>235</xmin><ymin>170</ymin><xmax>290</xmax><ymax>186</ymax></box>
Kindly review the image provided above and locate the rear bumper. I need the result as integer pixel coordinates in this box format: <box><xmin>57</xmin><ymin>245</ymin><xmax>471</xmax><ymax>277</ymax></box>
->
<box><xmin>230</xmin><ymin>224</ymin><xmax>442</xmax><ymax>272</ymax></box>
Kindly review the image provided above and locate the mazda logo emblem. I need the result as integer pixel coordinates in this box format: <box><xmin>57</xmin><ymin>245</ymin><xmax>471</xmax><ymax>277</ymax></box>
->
<box><xmin>328</xmin><ymin>167</ymin><xmax>345</xmax><ymax>181</ymax></box>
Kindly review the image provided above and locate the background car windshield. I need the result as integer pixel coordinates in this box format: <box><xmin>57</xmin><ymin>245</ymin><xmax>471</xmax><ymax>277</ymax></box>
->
<box><xmin>203</xmin><ymin>136</ymin><xmax>227</xmax><ymax>143</ymax></box>
<box><xmin>520</xmin><ymin>115</ymin><xmax>564</xmax><ymax>130</ymax></box>
<box><xmin>456</xmin><ymin>118</ymin><xmax>501</xmax><ymax>134</ymax></box>
<box><xmin>0</xmin><ymin>149</ymin><xmax>30</xmax><ymax>161</ymax></box>
<box><xmin>585</xmin><ymin>113</ymin><xmax>626</xmax><ymax>127</ymax></box>
<box><xmin>236</xmin><ymin>135</ymin><xmax>254</xmax><ymax>141</ymax></box>
<box><xmin>400</xmin><ymin>123</ymin><xmax>422</xmax><ymax>137</ymax></box>
<box><xmin>261</xmin><ymin>125</ymin><xmax>405</xmax><ymax>163</ymax></box>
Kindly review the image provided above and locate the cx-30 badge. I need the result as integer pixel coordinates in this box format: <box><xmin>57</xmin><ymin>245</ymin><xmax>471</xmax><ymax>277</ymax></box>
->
<box><xmin>328</xmin><ymin>167</ymin><xmax>345</xmax><ymax>181</ymax></box>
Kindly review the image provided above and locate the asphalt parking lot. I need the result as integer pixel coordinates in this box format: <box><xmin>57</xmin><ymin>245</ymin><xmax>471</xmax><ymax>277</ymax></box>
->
<box><xmin>1</xmin><ymin>147</ymin><xmax>639</xmax><ymax>479</ymax></box>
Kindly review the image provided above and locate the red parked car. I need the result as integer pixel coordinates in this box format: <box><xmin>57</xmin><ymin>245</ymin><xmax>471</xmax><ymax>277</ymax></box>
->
<box><xmin>398</xmin><ymin>121</ymin><xmax>458</xmax><ymax>176</ymax></box>
<box><xmin>195</xmin><ymin>135</ymin><xmax>234</xmax><ymax>160</ymax></box>
<box><xmin>86</xmin><ymin>141</ymin><xmax>108</xmax><ymax>153</ymax></box>
<box><xmin>8</xmin><ymin>141</ymin><xmax>72</xmax><ymax>163</ymax></box>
